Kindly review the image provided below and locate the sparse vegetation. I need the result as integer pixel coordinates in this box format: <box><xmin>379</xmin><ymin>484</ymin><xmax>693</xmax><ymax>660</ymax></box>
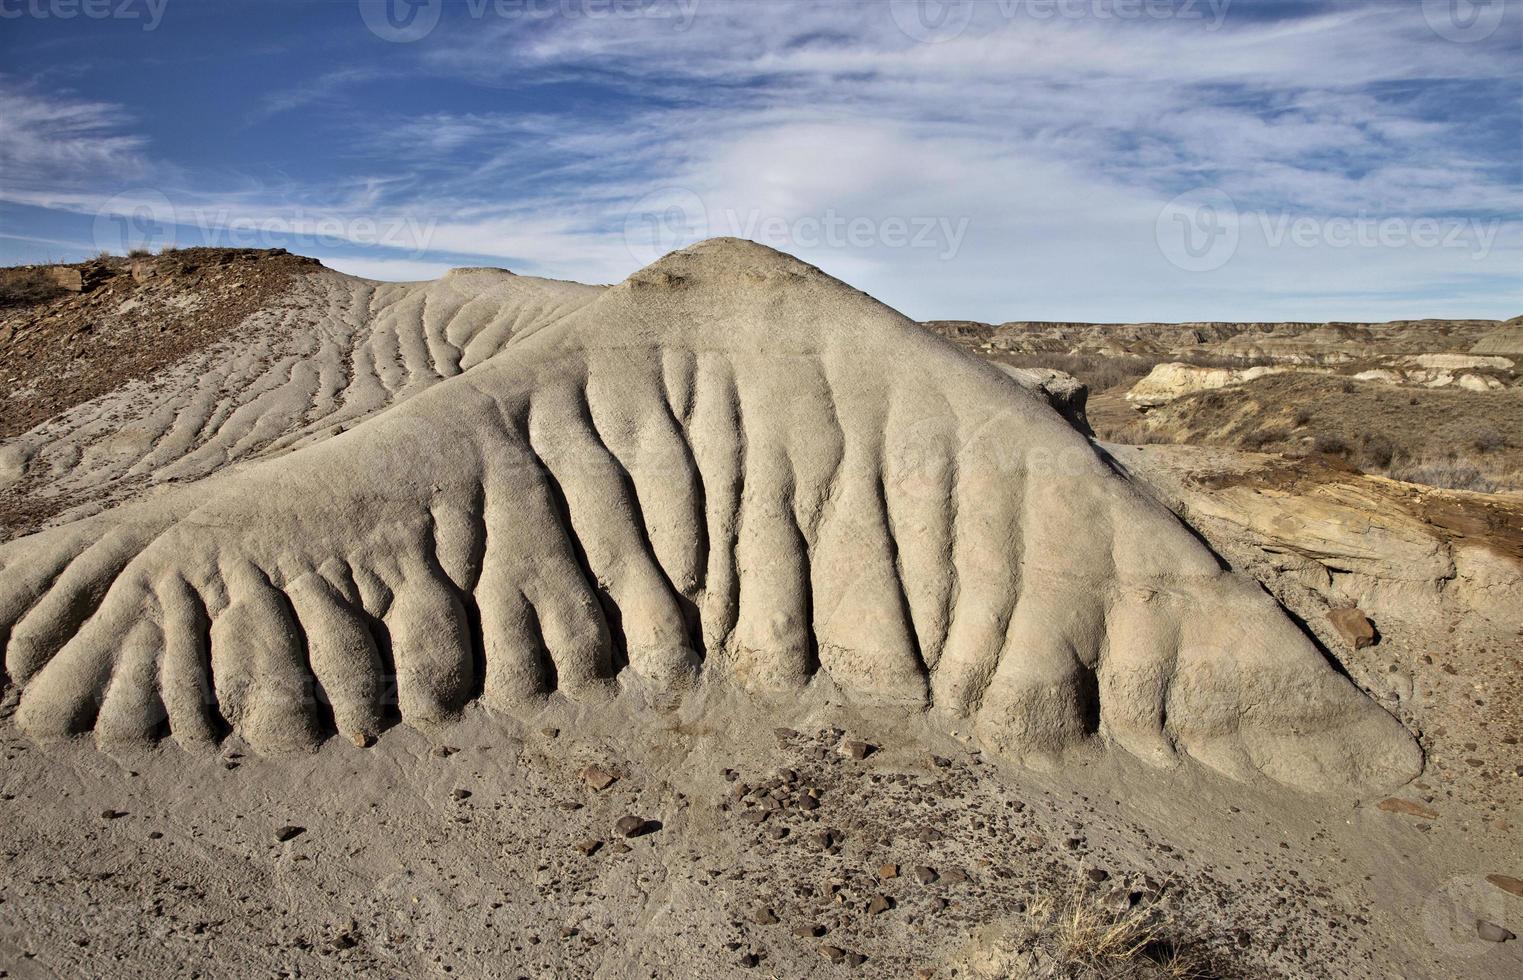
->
<box><xmin>995</xmin><ymin>352</ymin><xmax>1161</xmax><ymax>394</ymax></box>
<box><xmin>0</xmin><ymin>266</ymin><xmax>69</xmax><ymax>310</ymax></box>
<box><xmin>1100</xmin><ymin>373</ymin><xmax>1523</xmax><ymax>493</ymax></box>
<box><xmin>1240</xmin><ymin>427</ymin><xmax>1289</xmax><ymax>451</ymax></box>
<box><xmin>1386</xmin><ymin>457</ymin><xmax>1508</xmax><ymax>494</ymax></box>
<box><xmin>1015</xmin><ymin>875</ymin><xmax>1220</xmax><ymax>979</ymax></box>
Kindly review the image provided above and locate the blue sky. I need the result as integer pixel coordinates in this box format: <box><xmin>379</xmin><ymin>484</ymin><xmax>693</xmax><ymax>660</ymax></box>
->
<box><xmin>1</xmin><ymin>0</ymin><xmax>1519</xmax><ymax>322</ymax></box>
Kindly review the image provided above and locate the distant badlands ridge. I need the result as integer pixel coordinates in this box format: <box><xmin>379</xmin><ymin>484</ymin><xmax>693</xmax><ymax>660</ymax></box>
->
<box><xmin>0</xmin><ymin>240</ymin><xmax>1485</xmax><ymax>794</ymax></box>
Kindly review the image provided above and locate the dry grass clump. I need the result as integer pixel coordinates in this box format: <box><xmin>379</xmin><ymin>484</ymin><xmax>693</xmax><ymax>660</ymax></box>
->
<box><xmin>1100</xmin><ymin>421</ymin><xmax>1180</xmax><ymax>447</ymax></box>
<box><xmin>0</xmin><ymin>266</ymin><xmax>69</xmax><ymax>310</ymax></box>
<box><xmin>1385</xmin><ymin>457</ymin><xmax>1510</xmax><ymax>494</ymax></box>
<box><xmin>1018</xmin><ymin>876</ymin><xmax>1220</xmax><ymax>979</ymax></box>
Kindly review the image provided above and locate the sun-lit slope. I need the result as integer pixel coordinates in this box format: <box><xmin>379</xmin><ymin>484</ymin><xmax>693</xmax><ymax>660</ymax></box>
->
<box><xmin>0</xmin><ymin>240</ymin><xmax>1419</xmax><ymax>793</ymax></box>
<box><xmin>1</xmin><ymin>265</ymin><xmax>604</xmax><ymax>533</ymax></box>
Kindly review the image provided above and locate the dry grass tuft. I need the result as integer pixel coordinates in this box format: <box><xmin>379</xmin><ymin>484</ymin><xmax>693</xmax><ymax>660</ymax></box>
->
<box><xmin>0</xmin><ymin>266</ymin><xmax>69</xmax><ymax>310</ymax></box>
<box><xmin>1020</xmin><ymin>875</ymin><xmax>1220</xmax><ymax>979</ymax></box>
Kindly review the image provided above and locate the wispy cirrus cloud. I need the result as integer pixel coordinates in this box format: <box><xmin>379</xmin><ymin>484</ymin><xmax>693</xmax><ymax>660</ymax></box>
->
<box><xmin>0</xmin><ymin>2</ymin><xmax>1517</xmax><ymax>321</ymax></box>
<box><xmin>0</xmin><ymin>78</ymin><xmax>152</xmax><ymax>187</ymax></box>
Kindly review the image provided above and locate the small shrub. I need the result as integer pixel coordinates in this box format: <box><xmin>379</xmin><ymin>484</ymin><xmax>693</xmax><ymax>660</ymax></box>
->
<box><xmin>1099</xmin><ymin>422</ymin><xmax>1178</xmax><ymax>446</ymax></box>
<box><xmin>1471</xmin><ymin>431</ymin><xmax>1505</xmax><ymax>454</ymax></box>
<box><xmin>1359</xmin><ymin>433</ymin><xmax>1397</xmax><ymax>470</ymax></box>
<box><xmin>1021</xmin><ymin>875</ymin><xmax>1217</xmax><ymax>979</ymax></box>
<box><xmin>1293</xmin><ymin>407</ymin><xmax>1313</xmax><ymax>427</ymax></box>
<box><xmin>1388</xmin><ymin>458</ymin><xmax>1507</xmax><ymax>493</ymax></box>
<box><xmin>127</xmin><ymin>247</ymin><xmax>152</xmax><ymax>258</ymax></box>
<box><xmin>1313</xmin><ymin>434</ymin><xmax>1352</xmax><ymax>458</ymax></box>
<box><xmin>0</xmin><ymin>267</ymin><xmax>68</xmax><ymax>309</ymax></box>
<box><xmin>1241</xmin><ymin>427</ymin><xmax>1289</xmax><ymax>451</ymax></box>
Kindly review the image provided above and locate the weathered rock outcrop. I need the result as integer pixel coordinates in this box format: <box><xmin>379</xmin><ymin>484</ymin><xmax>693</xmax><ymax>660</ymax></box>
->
<box><xmin>0</xmin><ymin>240</ymin><xmax>1419</xmax><ymax>793</ymax></box>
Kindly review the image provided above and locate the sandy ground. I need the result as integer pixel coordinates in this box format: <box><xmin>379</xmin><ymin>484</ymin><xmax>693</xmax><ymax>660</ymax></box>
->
<box><xmin>2</xmin><ymin>692</ymin><xmax>1519</xmax><ymax>978</ymax></box>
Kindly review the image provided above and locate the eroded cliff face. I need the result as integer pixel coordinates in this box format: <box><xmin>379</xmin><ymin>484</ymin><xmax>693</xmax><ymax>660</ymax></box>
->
<box><xmin>1115</xmin><ymin>443</ymin><xmax>1522</xmax><ymax>815</ymax></box>
<box><xmin>0</xmin><ymin>240</ymin><xmax>1417</xmax><ymax>794</ymax></box>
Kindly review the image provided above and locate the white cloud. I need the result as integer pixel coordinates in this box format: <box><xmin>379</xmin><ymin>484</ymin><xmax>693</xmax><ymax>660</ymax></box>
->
<box><xmin>0</xmin><ymin>79</ymin><xmax>151</xmax><ymax>188</ymax></box>
<box><xmin>317</xmin><ymin>255</ymin><xmax>459</xmax><ymax>282</ymax></box>
<box><xmin>4</xmin><ymin>4</ymin><xmax>1519</xmax><ymax>321</ymax></box>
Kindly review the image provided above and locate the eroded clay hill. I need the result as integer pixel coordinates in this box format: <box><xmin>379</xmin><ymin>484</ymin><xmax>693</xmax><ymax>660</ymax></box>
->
<box><xmin>0</xmin><ymin>240</ymin><xmax>1419</xmax><ymax>793</ymax></box>
<box><xmin>1</xmin><ymin>253</ymin><xmax>602</xmax><ymax>536</ymax></box>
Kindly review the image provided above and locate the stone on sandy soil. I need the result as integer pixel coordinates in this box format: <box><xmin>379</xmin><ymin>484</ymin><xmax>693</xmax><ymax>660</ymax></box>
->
<box><xmin>841</xmin><ymin>740</ymin><xmax>876</xmax><ymax>760</ymax></box>
<box><xmin>1486</xmin><ymin>874</ymin><xmax>1523</xmax><ymax>897</ymax></box>
<box><xmin>1327</xmin><ymin>607</ymin><xmax>1377</xmax><ymax>649</ymax></box>
<box><xmin>615</xmin><ymin>815</ymin><xmax>655</xmax><ymax>838</ymax></box>
<box><xmin>1476</xmin><ymin>920</ymin><xmax>1515</xmax><ymax>943</ymax></box>
<box><xmin>274</xmin><ymin>825</ymin><xmax>304</xmax><ymax>842</ymax></box>
<box><xmin>579</xmin><ymin>766</ymin><xmax>618</xmax><ymax>791</ymax></box>
<box><xmin>1376</xmin><ymin>798</ymin><xmax>1438</xmax><ymax>820</ymax></box>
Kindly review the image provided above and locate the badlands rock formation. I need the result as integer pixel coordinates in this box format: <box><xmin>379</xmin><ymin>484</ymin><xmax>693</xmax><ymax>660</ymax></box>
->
<box><xmin>2</xmin><ymin>261</ymin><xmax>601</xmax><ymax>529</ymax></box>
<box><xmin>1473</xmin><ymin>315</ymin><xmax>1523</xmax><ymax>354</ymax></box>
<box><xmin>0</xmin><ymin>240</ymin><xmax>1419</xmax><ymax>792</ymax></box>
<box><xmin>1126</xmin><ymin>363</ymin><xmax>1290</xmax><ymax>407</ymax></box>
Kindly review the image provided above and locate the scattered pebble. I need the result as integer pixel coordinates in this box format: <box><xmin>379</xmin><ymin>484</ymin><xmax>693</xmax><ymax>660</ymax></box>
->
<box><xmin>615</xmin><ymin>815</ymin><xmax>656</xmax><ymax>838</ymax></box>
<box><xmin>1486</xmin><ymin>874</ymin><xmax>1523</xmax><ymax>897</ymax></box>
<box><xmin>580</xmin><ymin>766</ymin><xmax>618</xmax><ymax>792</ymax></box>
<box><xmin>1376</xmin><ymin>797</ymin><xmax>1438</xmax><ymax>820</ymax></box>
<box><xmin>841</xmin><ymin>740</ymin><xmax>876</xmax><ymax>760</ymax></box>
<box><xmin>1477</xmin><ymin>920</ymin><xmax>1516</xmax><ymax>943</ymax></box>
